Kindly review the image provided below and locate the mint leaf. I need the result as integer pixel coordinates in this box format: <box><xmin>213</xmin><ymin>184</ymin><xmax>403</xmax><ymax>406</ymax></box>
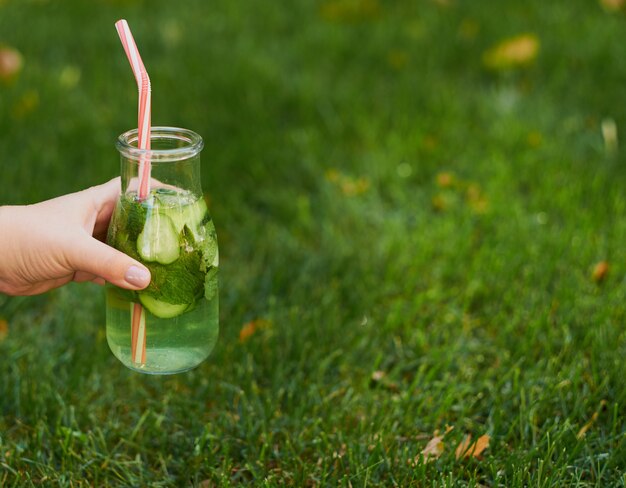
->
<box><xmin>204</xmin><ymin>267</ymin><xmax>218</xmax><ymax>301</ymax></box>
<box><xmin>180</xmin><ymin>225</ymin><xmax>197</xmax><ymax>252</ymax></box>
<box><xmin>199</xmin><ymin>233</ymin><xmax>218</xmax><ymax>271</ymax></box>
<box><xmin>111</xmin><ymin>231</ymin><xmax>141</xmax><ymax>261</ymax></box>
<box><xmin>111</xmin><ymin>224</ymin><xmax>204</xmax><ymax>305</ymax></box>
<box><xmin>121</xmin><ymin>198</ymin><xmax>147</xmax><ymax>241</ymax></box>
<box><xmin>142</xmin><ymin>249</ymin><xmax>205</xmax><ymax>304</ymax></box>
<box><xmin>109</xmin><ymin>214</ymin><xmax>210</xmax><ymax>305</ymax></box>
<box><xmin>178</xmin><ymin>225</ymin><xmax>218</xmax><ymax>301</ymax></box>
<box><xmin>181</xmin><ymin>225</ymin><xmax>218</xmax><ymax>272</ymax></box>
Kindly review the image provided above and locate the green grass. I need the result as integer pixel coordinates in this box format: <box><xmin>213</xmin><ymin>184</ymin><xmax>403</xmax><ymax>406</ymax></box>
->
<box><xmin>1</xmin><ymin>0</ymin><xmax>626</xmax><ymax>485</ymax></box>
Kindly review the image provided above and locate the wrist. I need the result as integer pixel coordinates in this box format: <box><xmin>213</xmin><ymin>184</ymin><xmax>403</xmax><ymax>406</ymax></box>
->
<box><xmin>0</xmin><ymin>205</ymin><xmax>25</xmax><ymax>295</ymax></box>
<box><xmin>0</xmin><ymin>206</ymin><xmax>12</xmax><ymax>293</ymax></box>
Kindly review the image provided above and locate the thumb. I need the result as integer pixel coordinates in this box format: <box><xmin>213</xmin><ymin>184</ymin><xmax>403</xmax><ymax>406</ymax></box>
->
<box><xmin>69</xmin><ymin>235</ymin><xmax>151</xmax><ymax>290</ymax></box>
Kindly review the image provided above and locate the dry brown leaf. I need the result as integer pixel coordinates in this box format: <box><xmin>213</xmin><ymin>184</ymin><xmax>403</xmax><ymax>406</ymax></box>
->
<box><xmin>239</xmin><ymin>319</ymin><xmax>271</xmax><ymax>343</ymax></box>
<box><xmin>455</xmin><ymin>434</ymin><xmax>490</xmax><ymax>459</ymax></box>
<box><xmin>455</xmin><ymin>434</ymin><xmax>472</xmax><ymax>459</ymax></box>
<box><xmin>420</xmin><ymin>434</ymin><xmax>445</xmax><ymax>462</ymax></box>
<box><xmin>0</xmin><ymin>319</ymin><xmax>8</xmax><ymax>342</ymax></box>
<box><xmin>592</xmin><ymin>261</ymin><xmax>609</xmax><ymax>283</ymax></box>
<box><xmin>413</xmin><ymin>426</ymin><xmax>453</xmax><ymax>465</ymax></box>
<box><xmin>0</xmin><ymin>46</ymin><xmax>23</xmax><ymax>82</ymax></box>
<box><xmin>483</xmin><ymin>34</ymin><xmax>540</xmax><ymax>71</ymax></box>
<box><xmin>471</xmin><ymin>434</ymin><xmax>490</xmax><ymax>458</ymax></box>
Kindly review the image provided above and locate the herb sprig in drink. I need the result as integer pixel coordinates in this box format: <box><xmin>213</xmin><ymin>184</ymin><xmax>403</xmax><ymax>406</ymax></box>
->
<box><xmin>106</xmin><ymin>187</ymin><xmax>219</xmax><ymax>373</ymax></box>
<box><xmin>105</xmin><ymin>126</ymin><xmax>218</xmax><ymax>374</ymax></box>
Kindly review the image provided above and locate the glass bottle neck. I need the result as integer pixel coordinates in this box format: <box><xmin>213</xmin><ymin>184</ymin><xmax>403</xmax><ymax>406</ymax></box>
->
<box><xmin>116</xmin><ymin>127</ymin><xmax>204</xmax><ymax>198</ymax></box>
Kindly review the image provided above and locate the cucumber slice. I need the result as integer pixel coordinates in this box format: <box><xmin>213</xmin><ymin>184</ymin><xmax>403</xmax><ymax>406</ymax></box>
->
<box><xmin>139</xmin><ymin>294</ymin><xmax>190</xmax><ymax>319</ymax></box>
<box><xmin>167</xmin><ymin>198</ymin><xmax>208</xmax><ymax>235</ymax></box>
<box><xmin>137</xmin><ymin>211</ymin><xmax>180</xmax><ymax>264</ymax></box>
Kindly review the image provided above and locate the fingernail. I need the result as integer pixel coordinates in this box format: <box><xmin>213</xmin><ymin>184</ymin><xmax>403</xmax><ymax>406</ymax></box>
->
<box><xmin>125</xmin><ymin>265</ymin><xmax>151</xmax><ymax>287</ymax></box>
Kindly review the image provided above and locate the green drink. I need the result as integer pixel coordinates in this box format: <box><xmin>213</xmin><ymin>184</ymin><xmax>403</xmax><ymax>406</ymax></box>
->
<box><xmin>105</xmin><ymin>127</ymin><xmax>218</xmax><ymax>374</ymax></box>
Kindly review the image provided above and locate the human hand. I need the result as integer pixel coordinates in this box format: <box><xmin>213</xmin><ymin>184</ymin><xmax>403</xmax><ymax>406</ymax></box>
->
<box><xmin>0</xmin><ymin>178</ymin><xmax>151</xmax><ymax>296</ymax></box>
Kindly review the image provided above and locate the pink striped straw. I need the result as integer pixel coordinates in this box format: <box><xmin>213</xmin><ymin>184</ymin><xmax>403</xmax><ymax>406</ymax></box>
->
<box><xmin>115</xmin><ymin>19</ymin><xmax>150</xmax><ymax>366</ymax></box>
<box><xmin>130</xmin><ymin>302</ymin><xmax>146</xmax><ymax>365</ymax></box>
<box><xmin>115</xmin><ymin>19</ymin><xmax>152</xmax><ymax>199</ymax></box>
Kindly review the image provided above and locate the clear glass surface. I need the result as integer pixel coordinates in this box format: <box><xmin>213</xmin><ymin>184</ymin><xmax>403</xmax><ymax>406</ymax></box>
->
<box><xmin>105</xmin><ymin>127</ymin><xmax>219</xmax><ymax>374</ymax></box>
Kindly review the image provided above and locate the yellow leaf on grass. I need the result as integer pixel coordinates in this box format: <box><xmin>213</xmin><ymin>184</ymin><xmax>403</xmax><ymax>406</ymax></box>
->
<box><xmin>455</xmin><ymin>434</ymin><xmax>490</xmax><ymax>459</ymax></box>
<box><xmin>577</xmin><ymin>400</ymin><xmax>607</xmax><ymax>439</ymax></box>
<box><xmin>483</xmin><ymin>34</ymin><xmax>540</xmax><ymax>71</ymax></box>
<box><xmin>436</xmin><ymin>172</ymin><xmax>455</xmax><ymax>188</ymax></box>
<box><xmin>0</xmin><ymin>319</ymin><xmax>8</xmax><ymax>342</ymax></box>
<box><xmin>239</xmin><ymin>321</ymin><xmax>257</xmax><ymax>342</ymax></box>
<box><xmin>239</xmin><ymin>319</ymin><xmax>271</xmax><ymax>343</ymax></box>
<box><xmin>577</xmin><ymin>413</ymin><xmax>599</xmax><ymax>439</ymax></box>
<box><xmin>600</xmin><ymin>0</ymin><xmax>625</xmax><ymax>12</ymax></box>
<box><xmin>326</xmin><ymin>169</ymin><xmax>370</xmax><ymax>196</ymax></box>
<box><xmin>466</xmin><ymin>184</ymin><xmax>489</xmax><ymax>214</ymax></box>
<box><xmin>340</xmin><ymin>177</ymin><xmax>370</xmax><ymax>196</ymax></box>
<box><xmin>592</xmin><ymin>261</ymin><xmax>609</xmax><ymax>283</ymax></box>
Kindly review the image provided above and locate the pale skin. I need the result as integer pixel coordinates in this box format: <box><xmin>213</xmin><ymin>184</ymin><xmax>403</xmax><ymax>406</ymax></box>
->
<box><xmin>0</xmin><ymin>178</ymin><xmax>151</xmax><ymax>296</ymax></box>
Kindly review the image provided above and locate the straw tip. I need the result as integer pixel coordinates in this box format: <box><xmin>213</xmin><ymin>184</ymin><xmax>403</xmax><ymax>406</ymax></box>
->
<box><xmin>115</xmin><ymin>19</ymin><xmax>128</xmax><ymax>27</ymax></box>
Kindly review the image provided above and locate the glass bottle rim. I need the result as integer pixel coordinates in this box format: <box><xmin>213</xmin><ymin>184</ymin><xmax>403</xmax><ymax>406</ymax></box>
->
<box><xmin>116</xmin><ymin>126</ymin><xmax>204</xmax><ymax>162</ymax></box>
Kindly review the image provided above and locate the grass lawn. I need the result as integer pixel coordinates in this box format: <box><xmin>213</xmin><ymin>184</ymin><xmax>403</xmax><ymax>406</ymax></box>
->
<box><xmin>1</xmin><ymin>0</ymin><xmax>626</xmax><ymax>485</ymax></box>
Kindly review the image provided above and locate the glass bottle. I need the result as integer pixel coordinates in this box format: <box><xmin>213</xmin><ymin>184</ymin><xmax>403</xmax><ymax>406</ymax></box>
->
<box><xmin>105</xmin><ymin>127</ymin><xmax>219</xmax><ymax>374</ymax></box>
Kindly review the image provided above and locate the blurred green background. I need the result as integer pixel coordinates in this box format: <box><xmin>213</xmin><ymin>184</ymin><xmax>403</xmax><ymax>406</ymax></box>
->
<box><xmin>1</xmin><ymin>0</ymin><xmax>626</xmax><ymax>485</ymax></box>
